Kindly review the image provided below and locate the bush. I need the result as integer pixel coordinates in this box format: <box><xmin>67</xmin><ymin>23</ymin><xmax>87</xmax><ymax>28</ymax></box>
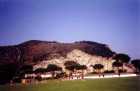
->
<box><xmin>118</xmin><ymin>69</ymin><xmax>127</xmax><ymax>73</ymax></box>
<box><xmin>55</xmin><ymin>72</ymin><xmax>65</xmax><ymax>79</ymax></box>
<box><xmin>104</xmin><ymin>70</ymin><xmax>115</xmax><ymax>73</ymax></box>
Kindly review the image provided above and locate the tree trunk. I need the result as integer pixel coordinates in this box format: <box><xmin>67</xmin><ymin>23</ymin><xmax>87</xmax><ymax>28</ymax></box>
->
<box><xmin>117</xmin><ymin>67</ymin><xmax>120</xmax><ymax>77</ymax></box>
<box><xmin>81</xmin><ymin>70</ymin><xmax>84</xmax><ymax>79</ymax></box>
<box><xmin>52</xmin><ymin>71</ymin><xmax>55</xmax><ymax>79</ymax></box>
<box><xmin>98</xmin><ymin>69</ymin><xmax>100</xmax><ymax>77</ymax></box>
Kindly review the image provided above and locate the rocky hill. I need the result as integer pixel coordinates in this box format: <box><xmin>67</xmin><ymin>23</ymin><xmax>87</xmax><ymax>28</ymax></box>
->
<box><xmin>0</xmin><ymin>40</ymin><xmax>115</xmax><ymax>84</ymax></box>
<box><xmin>0</xmin><ymin>40</ymin><xmax>115</xmax><ymax>65</ymax></box>
<box><xmin>0</xmin><ymin>40</ymin><xmax>115</xmax><ymax>64</ymax></box>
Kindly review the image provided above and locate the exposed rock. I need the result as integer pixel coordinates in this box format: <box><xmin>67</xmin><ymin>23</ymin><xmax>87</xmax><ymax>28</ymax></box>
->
<box><xmin>0</xmin><ymin>40</ymin><xmax>116</xmax><ymax>84</ymax></box>
<box><xmin>33</xmin><ymin>49</ymin><xmax>115</xmax><ymax>73</ymax></box>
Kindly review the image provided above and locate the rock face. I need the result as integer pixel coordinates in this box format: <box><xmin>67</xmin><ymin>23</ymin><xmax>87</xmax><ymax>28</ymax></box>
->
<box><xmin>33</xmin><ymin>49</ymin><xmax>114</xmax><ymax>73</ymax></box>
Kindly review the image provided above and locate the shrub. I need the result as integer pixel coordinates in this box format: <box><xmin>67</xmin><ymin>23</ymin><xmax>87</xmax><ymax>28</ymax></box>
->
<box><xmin>104</xmin><ymin>70</ymin><xmax>115</xmax><ymax>73</ymax></box>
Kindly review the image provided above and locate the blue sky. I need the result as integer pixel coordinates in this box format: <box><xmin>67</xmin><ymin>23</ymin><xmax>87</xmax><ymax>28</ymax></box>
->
<box><xmin>0</xmin><ymin>0</ymin><xmax>140</xmax><ymax>59</ymax></box>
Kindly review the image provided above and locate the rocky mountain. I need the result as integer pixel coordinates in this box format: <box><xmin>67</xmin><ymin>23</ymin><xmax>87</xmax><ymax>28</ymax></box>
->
<box><xmin>0</xmin><ymin>40</ymin><xmax>115</xmax><ymax>64</ymax></box>
<box><xmin>25</xmin><ymin>40</ymin><xmax>115</xmax><ymax>62</ymax></box>
<box><xmin>0</xmin><ymin>40</ymin><xmax>115</xmax><ymax>84</ymax></box>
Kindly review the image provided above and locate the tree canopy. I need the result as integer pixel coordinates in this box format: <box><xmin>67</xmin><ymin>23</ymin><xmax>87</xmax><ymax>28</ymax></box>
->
<box><xmin>91</xmin><ymin>64</ymin><xmax>104</xmax><ymax>70</ymax></box>
<box><xmin>112</xmin><ymin>61</ymin><xmax>123</xmax><ymax>68</ymax></box>
<box><xmin>113</xmin><ymin>53</ymin><xmax>130</xmax><ymax>63</ymax></box>
<box><xmin>64</xmin><ymin>61</ymin><xmax>87</xmax><ymax>72</ymax></box>
<box><xmin>46</xmin><ymin>64</ymin><xmax>62</xmax><ymax>72</ymax></box>
<box><xmin>131</xmin><ymin>59</ymin><xmax>140</xmax><ymax>72</ymax></box>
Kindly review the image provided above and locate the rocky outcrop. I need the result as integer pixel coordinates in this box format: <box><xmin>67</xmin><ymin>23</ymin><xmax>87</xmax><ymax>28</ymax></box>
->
<box><xmin>33</xmin><ymin>49</ymin><xmax>114</xmax><ymax>73</ymax></box>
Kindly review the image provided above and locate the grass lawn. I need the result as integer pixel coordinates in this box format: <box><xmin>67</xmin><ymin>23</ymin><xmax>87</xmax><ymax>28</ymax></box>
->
<box><xmin>0</xmin><ymin>77</ymin><xmax>140</xmax><ymax>91</ymax></box>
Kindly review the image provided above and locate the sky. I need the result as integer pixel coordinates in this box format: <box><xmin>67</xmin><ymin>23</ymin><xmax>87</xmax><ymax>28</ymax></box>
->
<box><xmin>0</xmin><ymin>0</ymin><xmax>140</xmax><ymax>59</ymax></box>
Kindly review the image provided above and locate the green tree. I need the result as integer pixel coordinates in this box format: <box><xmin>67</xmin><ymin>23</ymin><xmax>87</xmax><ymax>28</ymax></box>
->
<box><xmin>112</xmin><ymin>61</ymin><xmax>123</xmax><ymax>76</ymax></box>
<box><xmin>131</xmin><ymin>59</ymin><xmax>140</xmax><ymax>73</ymax></box>
<box><xmin>76</xmin><ymin>65</ymin><xmax>87</xmax><ymax>79</ymax></box>
<box><xmin>20</xmin><ymin>65</ymin><xmax>33</xmax><ymax>74</ymax></box>
<box><xmin>0</xmin><ymin>63</ymin><xmax>18</xmax><ymax>84</ymax></box>
<box><xmin>64</xmin><ymin>61</ymin><xmax>79</xmax><ymax>72</ymax></box>
<box><xmin>64</xmin><ymin>61</ymin><xmax>80</xmax><ymax>79</ymax></box>
<box><xmin>46</xmin><ymin>64</ymin><xmax>62</xmax><ymax>78</ymax></box>
<box><xmin>91</xmin><ymin>64</ymin><xmax>104</xmax><ymax>76</ymax></box>
<box><xmin>34</xmin><ymin>68</ymin><xmax>46</xmax><ymax>74</ymax></box>
<box><xmin>113</xmin><ymin>53</ymin><xmax>130</xmax><ymax>71</ymax></box>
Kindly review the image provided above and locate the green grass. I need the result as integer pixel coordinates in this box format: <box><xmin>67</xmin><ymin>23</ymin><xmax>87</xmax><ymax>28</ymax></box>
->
<box><xmin>0</xmin><ymin>77</ymin><xmax>140</xmax><ymax>91</ymax></box>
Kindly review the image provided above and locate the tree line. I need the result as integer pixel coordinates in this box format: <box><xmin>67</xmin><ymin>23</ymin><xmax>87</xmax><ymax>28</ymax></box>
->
<box><xmin>0</xmin><ymin>53</ymin><xmax>140</xmax><ymax>84</ymax></box>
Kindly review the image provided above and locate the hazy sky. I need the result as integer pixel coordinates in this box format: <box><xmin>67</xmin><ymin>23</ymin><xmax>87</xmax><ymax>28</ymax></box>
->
<box><xmin>0</xmin><ymin>0</ymin><xmax>140</xmax><ymax>59</ymax></box>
